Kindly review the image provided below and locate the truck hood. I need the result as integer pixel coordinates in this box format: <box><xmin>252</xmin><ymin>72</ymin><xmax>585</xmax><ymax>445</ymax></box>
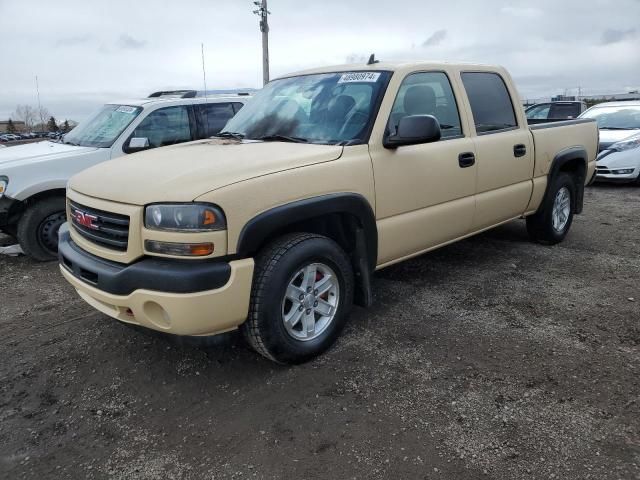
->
<box><xmin>598</xmin><ymin>129</ymin><xmax>640</xmax><ymax>150</ymax></box>
<box><xmin>69</xmin><ymin>139</ymin><xmax>344</xmax><ymax>205</ymax></box>
<box><xmin>0</xmin><ymin>141</ymin><xmax>101</xmax><ymax>170</ymax></box>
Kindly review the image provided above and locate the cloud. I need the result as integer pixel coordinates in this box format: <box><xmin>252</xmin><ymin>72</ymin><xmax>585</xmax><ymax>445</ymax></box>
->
<box><xmin>501</xmin><ymin>6</ymin><xmax>543</xmax><ymax>18</ymax></box>
<box><xmin>115</xmin><ymin>34</ymin><xmax>146</xmax><ymax>50</ymax></box>
<box><xmin>422</xmin><ymin>30</ymin><xmax>447</xmax><ymax>47</ymax></box>
<box><xmin>55</xmin><ymin>34</ymin><xmax>93</xmax><ymax>47</ymax></box>
<box><xmin>600</xmin><ymin>28</ymin><xmax>637</xmax><ymax>45</ymax></box>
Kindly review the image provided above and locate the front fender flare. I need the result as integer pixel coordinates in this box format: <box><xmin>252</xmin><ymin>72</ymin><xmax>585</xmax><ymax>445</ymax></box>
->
<box><xmin>236</xmin><ymin>193</ymin><xmax>378</xmax><ymax>271</ymax></box>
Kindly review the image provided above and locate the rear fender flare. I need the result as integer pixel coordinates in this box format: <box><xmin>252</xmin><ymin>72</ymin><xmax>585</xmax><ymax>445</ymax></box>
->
<box><xmin>546</xmin><ymin>146</ymin><xmax>588</xmax><ymax>214</ymax></box>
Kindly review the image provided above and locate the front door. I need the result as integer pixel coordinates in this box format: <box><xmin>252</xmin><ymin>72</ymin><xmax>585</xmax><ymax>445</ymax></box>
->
<box><xmin>369</xmin><ymin>70</ymin><xmax>477</xmax><ymax>266</ymax></box>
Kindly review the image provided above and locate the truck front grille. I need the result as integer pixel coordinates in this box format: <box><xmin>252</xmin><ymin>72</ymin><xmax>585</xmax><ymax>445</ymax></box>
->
<box><xmin>69</xmin><ymin>201</ymin><xmax>130</xmax><ymax>251</ymax></box>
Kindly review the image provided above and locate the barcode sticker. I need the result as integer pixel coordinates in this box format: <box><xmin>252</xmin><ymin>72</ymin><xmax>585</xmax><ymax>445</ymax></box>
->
<box><xmin>337</xmin><ymin>72</ymin><xmax>381</xmax><ymax>83</ymax></box>
<box><xmin>116</xmin><ymin>106</ymin><xmax>137</xmax><ymax>114</ymax></box>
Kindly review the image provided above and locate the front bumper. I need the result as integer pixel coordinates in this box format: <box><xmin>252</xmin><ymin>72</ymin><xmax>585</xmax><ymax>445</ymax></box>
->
<box><xmin>595</xmin><ymin>150</ymin><xmax>640</xmax><ymax>183</ymax></box>
<box><xmin>58</xmin><ymin>223</ymin><xmax>254</xmax><ymax>336</ymax></box>
<box><xmin>0</xmin><ymin>196</ymin><xmax>19</xmax><ymax>227</ymax></box>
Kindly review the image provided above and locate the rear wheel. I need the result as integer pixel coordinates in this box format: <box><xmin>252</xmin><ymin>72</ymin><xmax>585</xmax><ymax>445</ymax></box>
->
<box><xmin>242</xmin><ymin>233</ymin><xmax>354</xmax><ymax>364</ymax></box>
<box><xmin>526</xmin><ymin>173</ymin><xmax>575</xmax><ymax>245</ymax></box>
<box><xmin>17</xmin><ymin>197</ymin><xmax>66</xmax><ymax>261</ymax></box>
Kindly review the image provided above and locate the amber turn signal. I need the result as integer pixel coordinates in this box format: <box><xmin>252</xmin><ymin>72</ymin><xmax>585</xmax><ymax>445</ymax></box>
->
<box><xmin>145</xmin><ymin>240</ymin><xmax>214</xmax><ymax>256</ymax></box>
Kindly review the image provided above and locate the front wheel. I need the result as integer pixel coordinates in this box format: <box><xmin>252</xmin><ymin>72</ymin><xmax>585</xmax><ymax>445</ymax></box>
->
<box><xmin>17</xmin><ymin>197</ymin><xmax>67</xmax><ymax>261</ymax></box>
<box><xmin>526</xmin><ymin>173</ymin><xmax>575</xmax><ymax>245</ymax></box>
<box><xmin>242</xmin><ymin>233</ymin><xmax>354</xmax><ymax>364</ymax></box>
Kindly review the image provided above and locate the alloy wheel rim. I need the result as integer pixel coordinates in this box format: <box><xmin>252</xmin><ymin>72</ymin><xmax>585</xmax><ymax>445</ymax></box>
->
<box><xmin>552</xmin><ymin>187</ymin><xmax>571</xmax><ymax>232</ymax></box>
<box><xmin>281</xmin><ymin>262</ymin><xmax>340</xmax><ymax>341</ymax></box>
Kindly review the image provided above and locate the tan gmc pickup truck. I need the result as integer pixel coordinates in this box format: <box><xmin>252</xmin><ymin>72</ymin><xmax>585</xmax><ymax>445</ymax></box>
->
<box><xmin>59</xmin><ymin>61</ymin><xmax>598</xmax><ymax>364</ymax></box>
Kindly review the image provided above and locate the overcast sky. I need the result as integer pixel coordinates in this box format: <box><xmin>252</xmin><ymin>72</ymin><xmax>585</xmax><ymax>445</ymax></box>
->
<box><xmin>1</xmin><ymin>0</ymin><xmax>639</xmax><ymax>122</ymax></box>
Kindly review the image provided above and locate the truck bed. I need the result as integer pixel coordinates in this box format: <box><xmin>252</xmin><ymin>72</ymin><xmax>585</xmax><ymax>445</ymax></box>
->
<box><xmin>529</xmin><ymin>118</ymin><xmax>599</xmax><ymax>180</ymax></box>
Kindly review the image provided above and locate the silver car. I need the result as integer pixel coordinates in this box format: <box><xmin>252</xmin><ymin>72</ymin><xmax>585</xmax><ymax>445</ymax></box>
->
<box><xmin>580</xmin><ymin>101</ymin><xmax>640</xmax><ymax>184</ymax></box>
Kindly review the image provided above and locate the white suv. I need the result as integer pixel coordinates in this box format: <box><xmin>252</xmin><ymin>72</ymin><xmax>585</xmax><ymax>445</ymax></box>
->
<box><xmin>0</xmin><ymin>90</ymin><xmax>250</xmax><ymax>260</ymax></box>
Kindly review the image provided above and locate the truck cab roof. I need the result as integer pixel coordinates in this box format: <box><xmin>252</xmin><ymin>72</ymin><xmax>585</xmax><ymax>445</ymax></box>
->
<box><xmin>280</xmin><ymin>60</ymin><xmax>502</xmax><ymax>79</ymax></box>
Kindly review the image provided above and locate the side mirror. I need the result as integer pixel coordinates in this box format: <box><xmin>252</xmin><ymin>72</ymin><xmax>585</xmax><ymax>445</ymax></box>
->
<box><xmin>384</xmin><ymin>115</ymin><xmax>441</xmax><ymax>149</ymax></box>
<box><xmin>126</xmin><ymin>137</ymin><xmax>150</xmax><ymax>153</ymax></box>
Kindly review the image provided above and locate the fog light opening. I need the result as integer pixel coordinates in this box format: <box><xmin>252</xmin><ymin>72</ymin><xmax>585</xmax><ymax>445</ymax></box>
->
<box><xmin>143</xmin><ymin>301</ymin><xmax>172</xmax><ymax>329</ymax></box>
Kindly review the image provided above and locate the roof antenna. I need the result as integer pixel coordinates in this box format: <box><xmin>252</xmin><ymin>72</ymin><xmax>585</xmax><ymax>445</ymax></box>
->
<box><xmin>367</xmin><ymin>53</ymin><xmax>379</xmax><ymax>65</ymax></box>
<box><xmin>201</xmin><ymin>43</ymin><xmax>208</xmax><ymax>100</ymax></box>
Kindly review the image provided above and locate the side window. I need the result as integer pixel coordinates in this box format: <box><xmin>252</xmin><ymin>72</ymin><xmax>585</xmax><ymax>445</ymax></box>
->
<box><xmin>526</xmin><ymin>104</ymin><xmax>551</xmax><ymax>120</ymax></box>
<box><xmin>130</xmin><ymin>106</ymin><xmax>192</xmax><ymax>149</ymax></box>
<box><xmin>387</xmin><ymin>72</ymin><xmax>462</xmax><ymax>139</ymax></box>
<box><xmin>461</xmin><ymin>72</ymin><xmax>517</xmax><ymax>133</ymax></box>
<box><xmin>232</xmin><ymin>102</ymin><xmax>245</xmax><ymax>114</ymax></box>
<box><xmin>197</xmin><ymin>103</ymin><xmax>235</xmax><ymax>137</ymax></box>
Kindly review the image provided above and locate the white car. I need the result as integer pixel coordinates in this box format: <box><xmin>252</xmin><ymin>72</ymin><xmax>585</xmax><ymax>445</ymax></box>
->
<box><xmin>0</xmin><ymin>90</ymin><xmax>250</xmax><ymax>260</ymax></box>
<box><xmin>579</xmin><ymin>101</ymin><xmax>640</xmax><ymax>184</ymax></box>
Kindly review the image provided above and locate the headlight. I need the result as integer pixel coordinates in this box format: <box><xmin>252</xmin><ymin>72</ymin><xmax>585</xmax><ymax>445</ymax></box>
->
<box><xmin>0</xmin><ymin>176</ymin><xmax>7</xmax><ymax>199</ymax></box>
<box><xmin>609</xmin><ymin>133</ymin><xmax>640</xmax><ymax>152</ymax></box>
<box><xmin>144</xmin><ymin>203</ymin><xmax>226</xmax><ymax>232</ymax></box>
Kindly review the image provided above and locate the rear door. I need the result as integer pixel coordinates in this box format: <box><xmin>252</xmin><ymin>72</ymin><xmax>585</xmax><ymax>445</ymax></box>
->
<box><xmin>459</xmin><ymin>71</ymin><xmax>534</xmax><ymax>230</ymax></box>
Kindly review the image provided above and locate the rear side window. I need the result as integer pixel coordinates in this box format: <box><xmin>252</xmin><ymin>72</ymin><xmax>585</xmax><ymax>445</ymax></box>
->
<box><xmin>548</xmin><ymin>103</ymin><xmax>580</xmax><ymax>119</ymax></box>
<box><xmin>197</xmin><ymin>102</ymin><xmax>236</xmax><ymax>137</ymax></box>
<box><xmin>461</xmin><ymin>72</ymin><xmax>517</xmax><ymax>134</ymax></box>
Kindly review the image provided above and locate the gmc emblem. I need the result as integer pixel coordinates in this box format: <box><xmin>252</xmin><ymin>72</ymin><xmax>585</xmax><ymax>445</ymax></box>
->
<box><xmin>73</xmin><ymin>209</ymin><xmax>98</xmax><ymax>230</ymax></box>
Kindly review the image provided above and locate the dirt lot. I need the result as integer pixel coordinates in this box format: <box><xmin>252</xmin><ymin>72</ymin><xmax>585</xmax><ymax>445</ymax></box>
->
<box><xmin>0</xmin><ymin>185</ymin><xmax>638</xmax><ymax>480</ymax></box>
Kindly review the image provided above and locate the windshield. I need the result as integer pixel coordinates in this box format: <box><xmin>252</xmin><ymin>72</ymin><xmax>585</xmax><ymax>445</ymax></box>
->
<box><xmin>63</xmin><ymin>104</ymin><xmax>142</xmax><ymax>148</ymax></box>
<box><xmin>221</xmin><ymin>71</ymin><xmax>392</xmax><ymax>145</ymax></box>
<box><xmin>580</xmin><ymin>105</ymin><xmax>640</xmax><ymax>130</ymax></box>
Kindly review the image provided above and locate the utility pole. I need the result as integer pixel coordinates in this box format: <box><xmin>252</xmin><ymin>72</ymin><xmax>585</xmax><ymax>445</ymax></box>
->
<box><xmin>253</xmin><ymin>0</ymin><xmax>270</xmax><ymax>85</ymax></box>
<box><xmin>35</xmin><ymin>75</ymin><xmax>44</xmax><ymax>128</ymax></box>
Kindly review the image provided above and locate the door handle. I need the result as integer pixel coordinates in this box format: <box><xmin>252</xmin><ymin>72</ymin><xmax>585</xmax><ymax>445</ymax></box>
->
<box><xmin>514</xmin><ymin>144</ymin><xmax>527</xmax><ymax>157</ymax></box>
<box><xmin>458</xmin><ymin>152</ymin><xmax>475</xmax><ymax>168</ymax></box>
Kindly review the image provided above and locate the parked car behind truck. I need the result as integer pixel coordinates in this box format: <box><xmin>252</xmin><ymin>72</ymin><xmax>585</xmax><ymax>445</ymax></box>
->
<box><xmin>525</xmin><ymin>101</ymin><xmax>587</xmax><ymax>123</ymax></box>
<box><xmin>579</xmin><ymin>101</ymin><xmax>640</xmax><ymax>183</ymax></box>
<box><xmin>0</xmin><ymin>91</ymin><xmax>250</xmax><ymax>260</ymax></box>
<box><xmin>59</xmin><ymin>61</ymin><xmax>598</xmax><ymax>364</ymax></box>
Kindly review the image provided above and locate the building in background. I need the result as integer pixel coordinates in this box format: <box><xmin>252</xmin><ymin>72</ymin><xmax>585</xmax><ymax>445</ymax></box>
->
<box><xmin>0</xmin><ymin>120</ymin><xmax>26</xmax><ymax>133</ymax></box>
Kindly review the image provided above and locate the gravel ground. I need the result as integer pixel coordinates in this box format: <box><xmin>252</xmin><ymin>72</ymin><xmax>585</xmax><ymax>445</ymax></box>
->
<box><xmin>0</xmin><ymin>184</ymin><xmax>638</xmax><ymax>480</ymax></box>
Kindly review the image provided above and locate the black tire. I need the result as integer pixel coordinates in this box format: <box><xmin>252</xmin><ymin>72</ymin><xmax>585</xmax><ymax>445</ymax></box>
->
<box><xmin>526</xmin><ymin>172</ymin><xmax>576</xmax><ymax>245</ymax></box>
<box><xmin>241</xmin><ymin>233</ymin><xmax>354</xmax><ymax>364</ymax></box>
<box><xmin>17</xmin><ymin>197</ymin><xmax>67</xmax><ymax>261</ymax></box>
<box><xmin>1</xmin><ymin>225</ymin><xmax>17</xmax><ymax>240</ymax></box>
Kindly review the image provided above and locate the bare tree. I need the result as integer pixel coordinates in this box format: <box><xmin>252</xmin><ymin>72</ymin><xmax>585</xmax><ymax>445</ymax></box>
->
<box><xmin>13</xmin><ymin>105</ymin><xmax>37</xmax><ymax>131</ymax></box>
<box><xmin>37</xmin><ymin>106</ymin><xmax>51</xmax><ymax>129</ymax></box>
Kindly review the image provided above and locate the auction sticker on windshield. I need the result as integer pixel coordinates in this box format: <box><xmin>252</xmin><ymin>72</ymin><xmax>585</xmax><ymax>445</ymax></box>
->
<box><xmin>338</xmin><ymin>72</ymin><xmax>381</xmax><ymax>83</ymax></box>
<box><xmin>116</xmin><ymin>105</ymin><xmax>138</xmax><ymax>114</ymax></box>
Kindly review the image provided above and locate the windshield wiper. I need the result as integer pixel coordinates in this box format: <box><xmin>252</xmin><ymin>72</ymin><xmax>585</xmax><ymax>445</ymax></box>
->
<box><xmin>215</xmin><ymin>131</ymin><xmax>245</xmax><ymax>139</ymax></box>
<box><xmin>599</xmin><ymin>127</ymin><xmax>633</xmax><ymax>130</ymax></box>
<box><xmin>64</xmin><ymin>140</ymin><xmax>80</xmax><ymax>146</ymax></box>
<box><xmin>255</xmin><ymin>134</ymin><xmax>308</xmax><ymax>143</ymax></box>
